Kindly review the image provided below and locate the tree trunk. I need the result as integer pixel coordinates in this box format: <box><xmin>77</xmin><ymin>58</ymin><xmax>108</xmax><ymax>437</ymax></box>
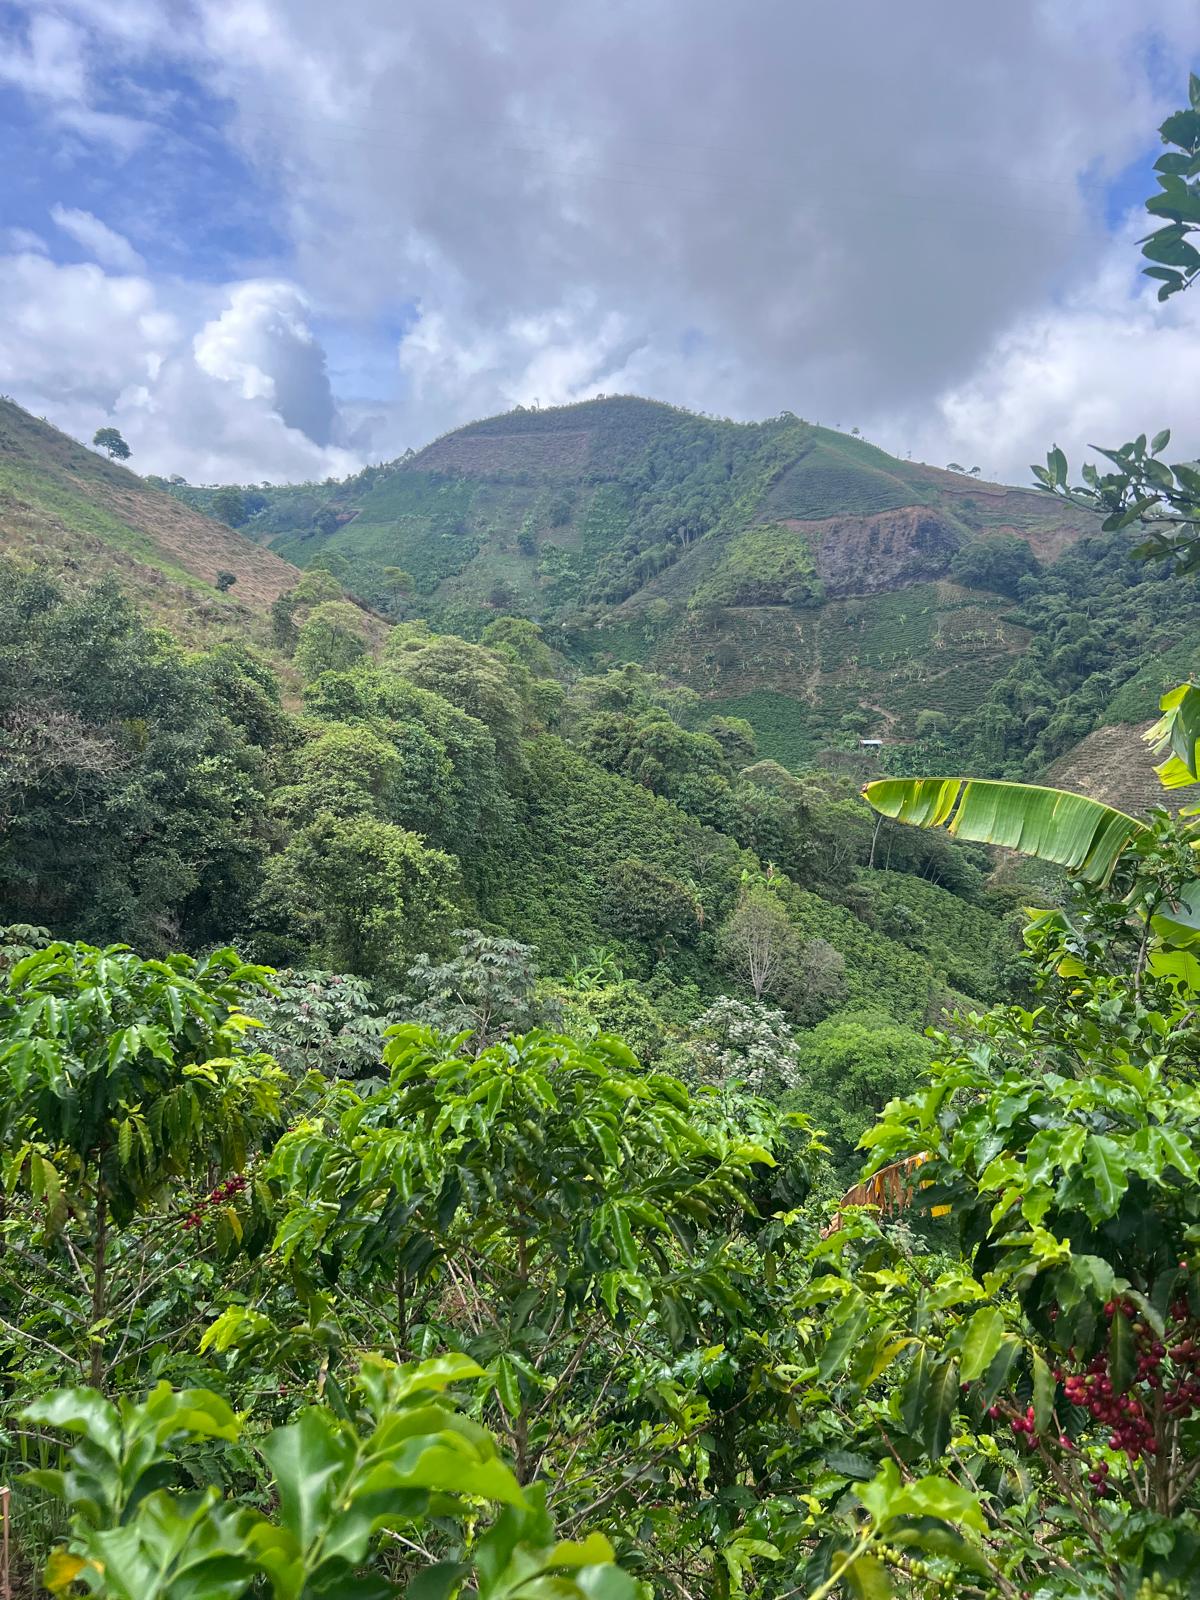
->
<box><xmin>89</xmin><ymin>1186</ymin><xmax>108</xmax><ymax>1390</ymax></box>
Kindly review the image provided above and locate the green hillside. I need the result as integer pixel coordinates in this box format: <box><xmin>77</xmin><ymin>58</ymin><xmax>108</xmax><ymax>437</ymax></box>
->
<box><xmin>164</xmin><ymin>396</ymin><xmax>1104</xmax><ymax>752</ymax></box>
<box><xmin>0</xmin><ymin>401</ymin><xmax>1009</xmax><ymax>1027</ymax></box>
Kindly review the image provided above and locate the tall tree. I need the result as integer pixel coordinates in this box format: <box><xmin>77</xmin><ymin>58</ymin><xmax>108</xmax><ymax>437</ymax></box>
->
<box><xmin>716</xmin><ymin>882</ymin><xmax>800</xmax><ymax>1001</ymax></box>
<box><xmin>211</xmin><ymin>486</ymin><xmax>249</xmax><ymax>527</ymax></box>
<box><xmin>294</xmin><ymin>600</ymin><xmax>369</xmax><ymax>681</ymax></box>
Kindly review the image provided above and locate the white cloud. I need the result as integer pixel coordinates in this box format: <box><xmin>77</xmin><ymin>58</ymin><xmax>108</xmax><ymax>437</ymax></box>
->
<box><xmin>51</xmin><ymin>205</ymin><xmax>145</xmax><ymax>272</ymax></box>
<box><xmin>3</xmin><ymin>0</ymin><xmax>1200</xmax><ymax>478</ymax></box>
<box><xmin>0</xmin><ymin>252</ymin><xmax>175</xmax><ymax>405</ymax></box>
<box><xmin>194</xmin><ymin>281</ymin><xmax>338</xmax><ymax>444</ymax></box>
<box><xmin>0</xmin><ymin>249</ymin><xmax>357</xmax><ymax>481</ymax></box>
<box><xmin>870</xmin><ymin>219</ymin><xmax>1200</xmax><ymax>482</ymax></box>
<box><xmin>0</xmin><ymin>9</ymin><xmax>149</xmax><ymax>149</ymax></box>
<box><xmin>4</xmin><ymin>227</ymin><xmax>48</xmax><ymax>255</ymax></box>
<box><xmin>396</xmin><ymin>298</ymin><xmax>640</xmax><ymax>425</ymax></box>
<box><xmin>182</xmin><ymin>0</ymin><xmax>1200</xmax><ymax>464</ymax></box>
<box><xmin>0</xmin><ymin>12</ymin><xmax>87</xmax><ymax>101</ymax></box>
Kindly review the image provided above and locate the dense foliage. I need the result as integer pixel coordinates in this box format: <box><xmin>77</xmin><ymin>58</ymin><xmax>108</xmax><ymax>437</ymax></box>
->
<box><xmin>5</xmin><ymin>770</ymin><xmax>1200</xmax><ymax>1597</ymax></box>
<box><xmin>0</xmin><ymin>559</ymin><xmax>998</xmax><ymax>1038</ymax></box>
<box><xmin>8</xmin><ymin>73</ymin><xmax>1200</xmax><ymax>1600</ymax></box>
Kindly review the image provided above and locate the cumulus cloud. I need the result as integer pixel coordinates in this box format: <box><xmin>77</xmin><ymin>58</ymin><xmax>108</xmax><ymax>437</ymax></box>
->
<box><xmin>193</xmin><ymin>281</ymin><xmax>338</xmax><ymax>445</ymax></box>
<box><xmin>2</xmin><ymin>0</ymin><xmax>1200</xmax><ymax>478</ymax></box>
<box><xmin>0</xmin><ymin>252</ymin><xmax>176</xmax><ymax>406</ymax></box>
<box><xmin>874</xmin><ymin>221</ymin><xmax>1200</xmax><ymax>482</ymax></box>
<box><xmin>192</xmin><ymin>5</ymin><xmax>1191</xmax><ymax>404</ymax></box>
<box><xmin>0</xmin><ymin>249</ymin><xmax>358</xmax><ymax>482</ymax></box>
<box><xmin>51</xmin><ymin>205</ymin><xmax>145</xmax><ymax>272</ymax></box>
<box><xmin>185</xmin><ymin>0</ymin><xmax>1200</xmax><ymax>465</ymax></box>
<box><xmin>397</xmin><ymin>299</ymin><xmax>643</xmax><ymax>421</ymax></box>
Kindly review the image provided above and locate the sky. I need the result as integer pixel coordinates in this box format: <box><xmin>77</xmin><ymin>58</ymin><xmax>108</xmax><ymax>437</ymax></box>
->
<box><xmin>1</xmin><ymin>0</ymin><xmax>1199</xmax><ymax>486</ymax></box>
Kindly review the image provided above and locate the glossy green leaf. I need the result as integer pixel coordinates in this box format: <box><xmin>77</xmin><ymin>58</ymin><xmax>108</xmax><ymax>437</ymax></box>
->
<box><xmin>920</xmin><ymin>1359</ymin><xmax>959</xmax><ymax>1460</ymax></box>
<box><xmin>1081</xmin><ymin>1135</ymin><xmax>1129</xmax><ymax>1221</ymax></box>
<box><xmin>887</xmin><ymin>1519</ymin><xmax>992</xmax><ymax>1576</ymax></box>
<box><xmin>23</xmin><ymin>1390</ymin><xmax>121</xmax><ymax>1458</ymax></box>
<box><xmin>818</xmin><ymin>1294</ymin><xmax>871</xmax><ymax>1381</ymax></box>
<box><xmin>259</xmin><ymin>1408</ymin><xmax>352</xmax><ymax>1555</ymax></box>
<box><xmin>857</xmin><ymin>1459</ymin><xmax>985</xmax><ymax>1535</ymax></box>
<box><xmin>1031</xmin><ymin>1351</ymin><xmax>1055</xmax><ymax>1434</ymax></box>
<box><xmin>1109</xmin><ymin>1309</ymin><xmax>1136</xmax><ymax>1395</ymax></box>
<box><xmin>958</xmin><ymin>1307</ymin><xmax>1004</xmax><ymax>1382</ymax></box>
<box><xmin>976</xmin><ymin>1338</ymin><xmax>1020</xmax><ymax>1408</ymax></box>
<box><xmin>899</xmin><ymin>1346</ymin><xmax>930</xmax><ymax>1436</ymax></box>
<box><xmin>825</xmin><ymin>1449</ymin><xmax>878</xmax><ymax>1481</ymax></box>
<box><xmin>863</xmin><ymin>778</ymin><xmax>1143</xmax><ymax>884</ymax></box>
<box><xmin>494</xmin><ymin>1355</ymin><xmax>523</xmax><ymax>1419</ymax></box>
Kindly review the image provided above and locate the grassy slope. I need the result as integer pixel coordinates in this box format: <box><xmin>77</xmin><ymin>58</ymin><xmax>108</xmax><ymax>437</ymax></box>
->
<box><xmin>1041</xmin><ymin>717</ymin><xmax>1200</xmax><ymax>820</ymax></box>
<box><xmin>0</xmin><ymin>400</ymin><xmax>299</xmax><ymax>641</ymax></box>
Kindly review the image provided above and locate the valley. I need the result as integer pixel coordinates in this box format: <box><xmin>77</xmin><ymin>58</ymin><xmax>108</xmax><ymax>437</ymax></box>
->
<box><xmin>6</xmin><ymin>19</ymin><xmax>1200</xmax><ymax>1599</ymax></box>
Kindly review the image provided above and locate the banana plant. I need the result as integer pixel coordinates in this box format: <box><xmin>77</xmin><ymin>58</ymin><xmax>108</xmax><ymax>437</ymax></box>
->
<box><xmin>862</xmin><ymin>684</ymin><xmax>1200</xmax><ymax>1015</ymax></box>
<box><xmin>870</xmin><ymin>684</ymin><xmax>1200</xmax><ymax>876</ymax></box>
<box><xmin>863</xmin><ymin>683</ymin><xmax>1200</xmax><ymax>887</ymax></box>
<box><xmin>864</xmin><ymin>772</ymin><xmax>1145</xmax><ymax>884</ymax></box>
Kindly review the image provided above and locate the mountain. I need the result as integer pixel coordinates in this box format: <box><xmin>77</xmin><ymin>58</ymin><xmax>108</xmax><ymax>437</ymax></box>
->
<box><xmin>256</xmin><ymin>396</ymin><xmax>1091</xmax><ymax>614</ymax></box>
<box><xmin>175</xmin><ymin>396</ymin><xmax>1104</xmax><ymax>761</ymax></box>
<box><xmin>0</xmin><ymin>399</ymin><xmax>299</xmax><ymax>640</ymax></box>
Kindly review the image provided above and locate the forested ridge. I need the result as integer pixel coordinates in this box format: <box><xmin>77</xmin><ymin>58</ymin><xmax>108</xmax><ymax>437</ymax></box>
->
<box><xmin>153</xmin><ymin>400</ymin><xmax>1200</xmax><ymax>794</ymax></box>
<box><xmin>3</xmin><ymin>77</ymin><xmax>1200</xmax><ymax>1600</ymax></box>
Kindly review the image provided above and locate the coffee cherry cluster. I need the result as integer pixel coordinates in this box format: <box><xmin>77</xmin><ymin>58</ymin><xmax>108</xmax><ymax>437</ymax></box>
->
<box><xmin>979</xmin><ymin>1272</ymin><xmax>1200</xmax><ymax>1497</ymax></box>
<box><xmin>1052</xmin><ymin>1286</ymin><xmax>1200</xmax><ymax>1470</ymax></box>
<box><xmin>1007</xmin><ymin>1403</ymin><xmax>1038</xmax><ymax>1437</ymax></box>
<box><xmin>181</xmin><ymin>1172</ymin><xmax>248</xmax><ymax>1231</ymax></box>
<box><xmin>1061</xmin><ymin>1349</ymin><xmax>1155</xmax><ymax>1463</ymax></box>
<box><xmin>1161</xmin><ymin>1303</ymin><xmax>1200</xmax><ymax>1418</ymax></box>
<box><xmin>985</xmin><ymin>1401</ymin><xmax>1071</xmax><ymax>1452</ymax></box>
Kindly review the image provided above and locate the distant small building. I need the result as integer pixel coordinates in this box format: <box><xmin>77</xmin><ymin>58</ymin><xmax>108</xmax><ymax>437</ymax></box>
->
<box><xmin>859</xmin><ymin>738</ymin><xmax>884</xmax><ymax>748</ymax></box>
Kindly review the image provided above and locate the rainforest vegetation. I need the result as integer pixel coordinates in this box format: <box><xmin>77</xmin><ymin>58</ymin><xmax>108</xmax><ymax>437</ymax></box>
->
<box><xmin>2</xmin><ymin>78</ymin><xmax>1200</xmax><ymax>1600</ymax></box>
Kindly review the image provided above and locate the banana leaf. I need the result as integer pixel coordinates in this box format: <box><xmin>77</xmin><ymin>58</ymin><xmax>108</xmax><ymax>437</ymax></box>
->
<box><xmin>1145</xmin><ymin>682</ymin><xmax>1200</xmax><ymax>790</ymax></box>
<box><xmin>824</xmin><ymin>1153</ymin><xmax>951</xmax><ymax>1235</ymax></box>
<box><xmin>862</xmin><ymin>777</ymin><xmax>1145</xmax><ymax>885</ymax></box>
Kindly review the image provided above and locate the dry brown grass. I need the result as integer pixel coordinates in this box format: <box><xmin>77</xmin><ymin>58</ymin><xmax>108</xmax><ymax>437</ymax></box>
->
<box><xmin>0</xmin><ymin>399</ymin><xmax>299</xmax><ymax>639</ymax></box>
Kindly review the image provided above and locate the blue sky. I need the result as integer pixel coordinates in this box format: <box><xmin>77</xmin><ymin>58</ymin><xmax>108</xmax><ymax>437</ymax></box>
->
<box><xmin>2</xmin><ymin>62</ymin><xmax>282</xmax><ymax>280</ymax></box>
<box><xmin>1</xmin><ymin>0</ymin><xmax>1199</xmax><ymax>483</ymax></box>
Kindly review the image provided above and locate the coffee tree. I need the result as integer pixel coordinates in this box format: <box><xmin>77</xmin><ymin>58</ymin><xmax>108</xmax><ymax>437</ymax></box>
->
<box><xmin>24</xmin><ymin>1354</ymin><xmax>635</xmax><ymax>1600</ymax></box>
<box><xmin>813</xmin><ymin>674</ymin><xmax>1200</xmax><ymax>1592</ymax></box>
<box><xmin>0</xmin><ymin>941</ymin><xmax>284</xmax><ymax>1392</ymax></box>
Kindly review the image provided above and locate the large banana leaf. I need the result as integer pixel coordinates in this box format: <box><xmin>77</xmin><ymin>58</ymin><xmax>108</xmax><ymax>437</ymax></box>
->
<box><xmin>1146</xmin><ymin>682</ymin><xmax>1200</xmax><ymax>791</ymax></box>
<box><xmin>862</xmin><ymin>777</ymin><xmax>1145</xmax><ymax>885</ymax></box>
